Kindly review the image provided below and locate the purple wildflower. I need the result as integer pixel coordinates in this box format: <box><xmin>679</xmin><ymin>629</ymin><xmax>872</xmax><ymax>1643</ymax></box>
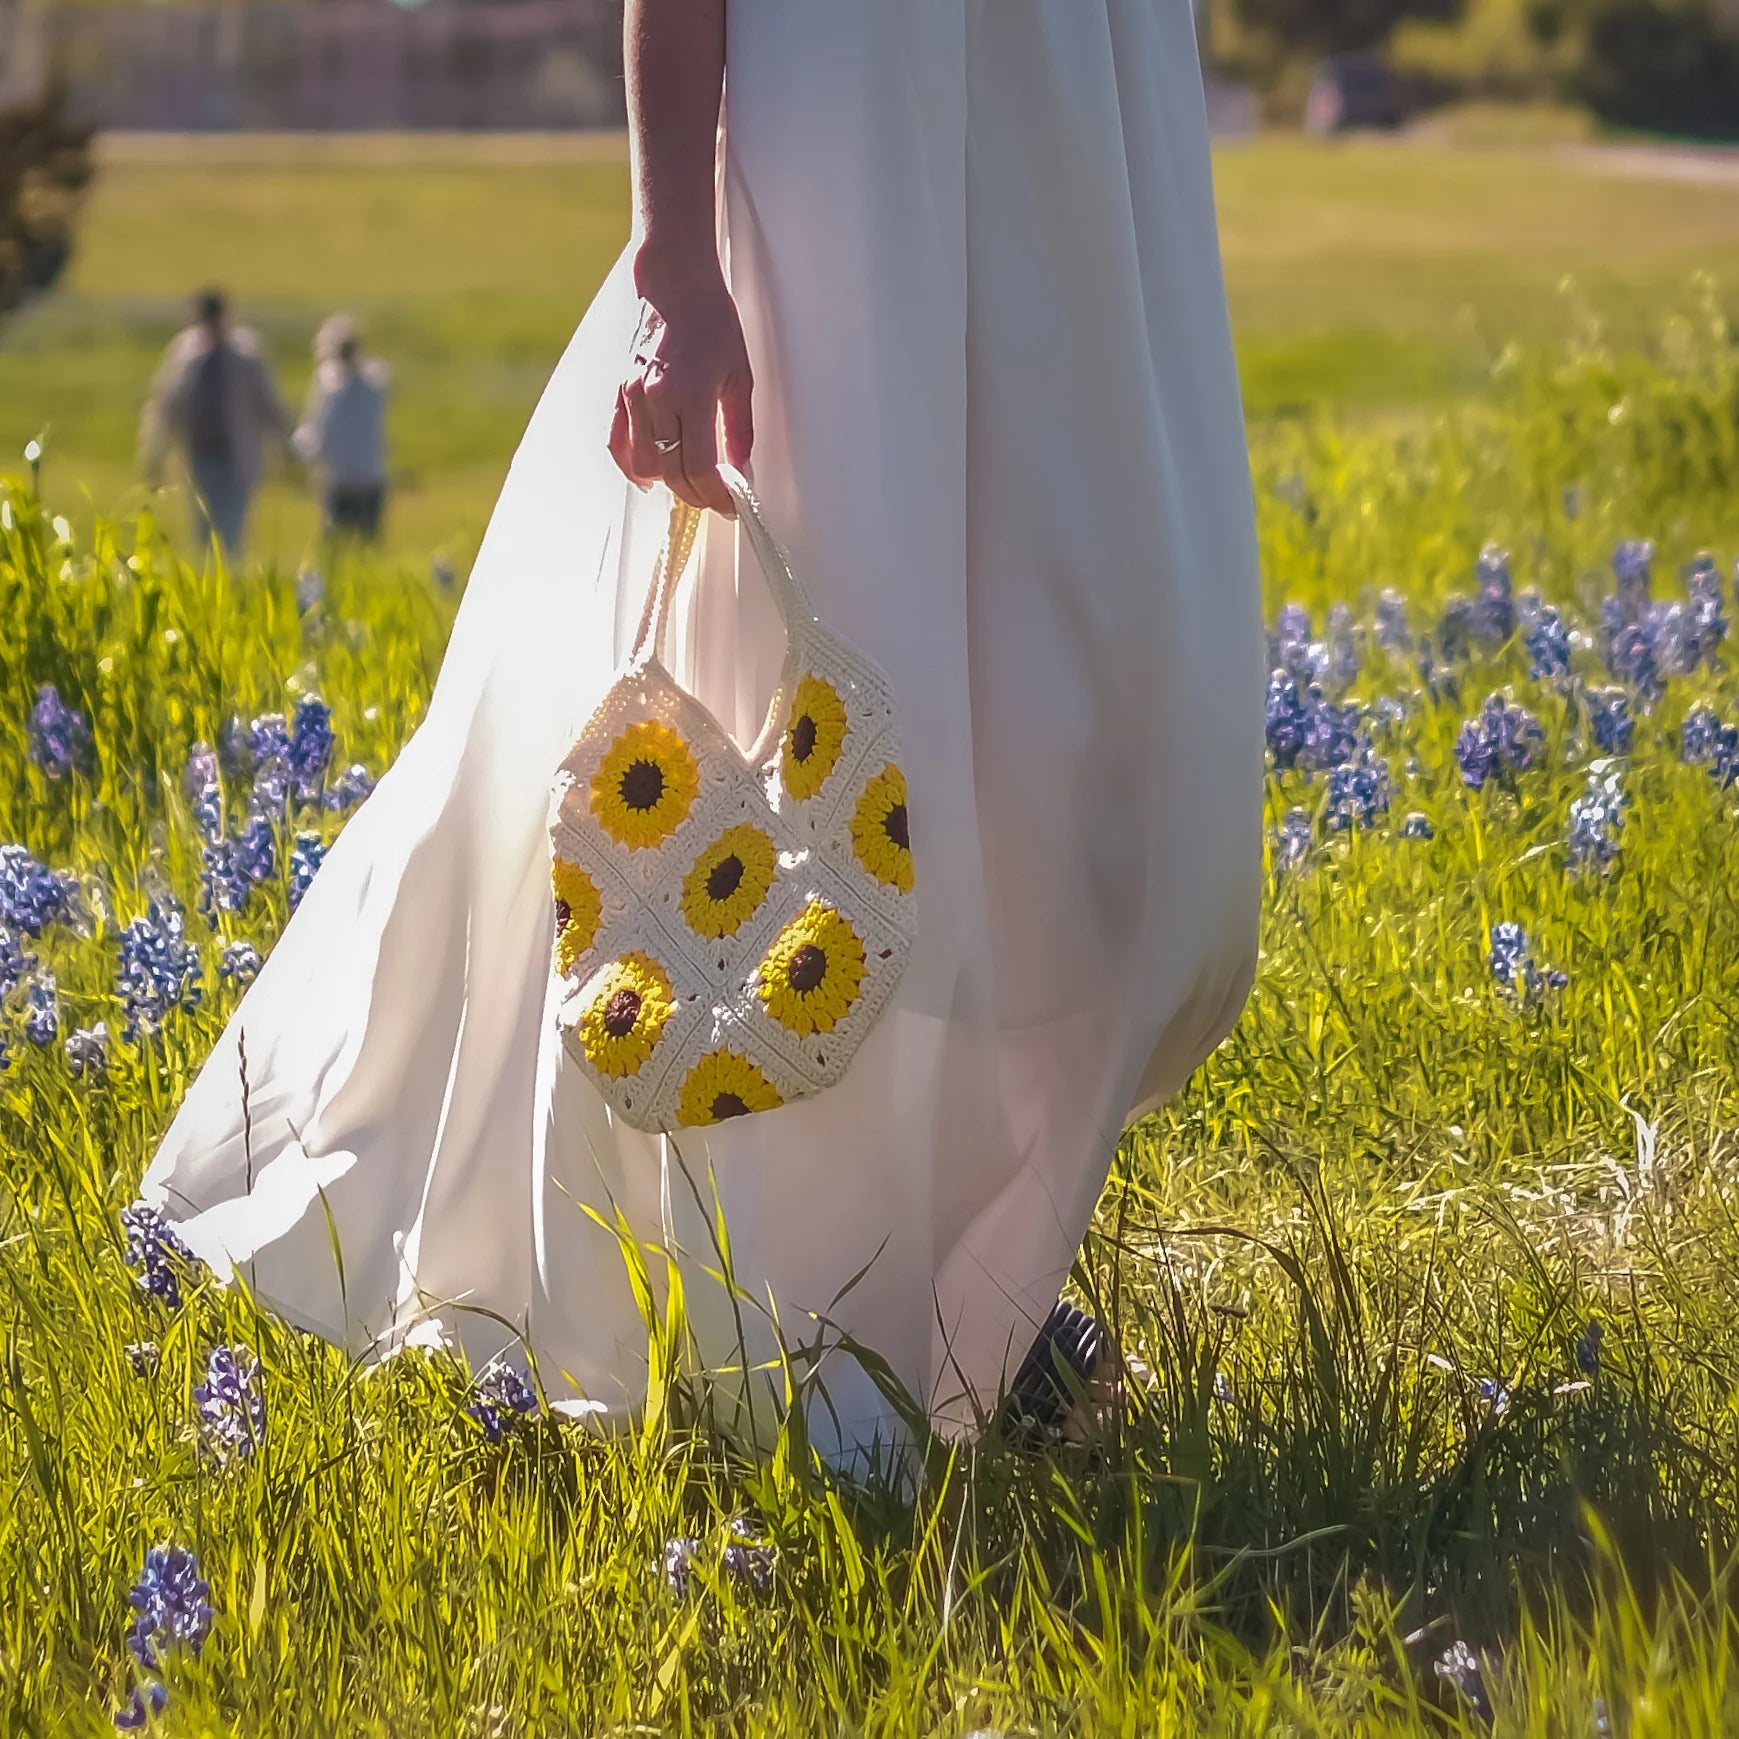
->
<box><xmin>1323</xmin><ymin>747</ymin><xmax>1392</xmax><ymax>832</ymax></box>
<box><xmin>1583</xmin><ymin>686</ymin><xmax>1635</xmax><ymax>755</ymax></box>
<box><xmin>1270</xmin><ymin>605</ymin><xmax>1322</xmax><ymax>685</ymax></box>
<box><xmin>219</xmin><ymin>940</ymin><xmax>263</xmax><ymax>986</ymax></box>
<box><xmin>1575</xmin><ymin>1322</ymin><xmax>1603</xmax><ymax>1375</ymax></box>
<box><xmin>1374</xmin><ymin>589</ymin><xmax>1411</xmax><ymax>657</ymax></box>
<box><xmin>28</xmin><ymin>683</ymin><xmax>89</xmax><ymax>779</ymax></box>
<box><xmin>65</xmin><ymin>1021</ymin><xmax>108</xmax><ymax>1078</ymax></box>
<box><xmin>1433</xmin><ymin>1640</ymin><xmax>1493</xmax><ymax>1724</ymax></box>
<box><xmin>125</xmin><ymin>1342</ymin><xmax>160</xmax><ymax>1378</ymax></box>
<box><xmin>116</xmin><ymin>896</ymin><xmax>203</xmax><ymax>1038</ymax></box>
<box><xmin>1489</xmin><ymin>921</ymin><xmax>1568</xmax><ymax>1001</ymax></box>
<box><xmin>115</xmin><ymin>1543</ymin><xmax>213</xmax><ymax>1727</ymax></box>
<box><xmin>1265</xmin><ymin>671</ymin><xmax>1309</xmax><ymax>769</ymax></box>
<box><xmin>1455</xmin><ymin>693</ymin><xmax>1545</xmax><ymax>789</ymax></box>
<box><xmin>0</xmin><ymin>925</ymin><xmax>33</xmax><ymax>998</ymax></box>
<box><xmin>1399</xmin><ymin>811</ymin><xmax>1435</xmax><ymax>840</ymax></box>
<box><xmin>1567</xmin><ymin>771</ymin><xmax>1625</xmax><ymax>873</ymax></box>
<box><xmin>1687</xmin><ymin>554</ymin><xmax>1728</xmax><ymax>656</ymax></box>
<box><xmin>1605</xmin><ymin>619</ymin><xmax>1663</xmax><ymax>705</ymax></box>
<box><xmin>289</xmin><ymin>697</ymin><xmax>333</xmax><ymax>801</ymax></box>
<box><xmin>1471</xmin><ymin>545</ymin><xmax>1514</xmax><ymax>646</ymax></box>
<box><xmin>1523</xmin><ymin>602</ymin><xmax>1573</xmax><ymax>682</ymax></box>
<box><xmin>1322</xmin><ymin>603</ymin><xmax>1362</xmax><ymax>693</ymax></box>
<box><xmin>22</xmin><ymin>972</ymin><xmax>57</xmax><ymax>1046</ymax></box>
<box><xmin>325</xmin><ymin>762</ymin><xmax>376</xmax><ymax>812</ymax></box>
<box><xmin>1682</xmin><ymin>705</ymin><xmax>1723</xmax><ymax>764</ymax></box>
<box><xmin>288</xmin><ymin>833</ymin><xmax>325</xmax><ymax>911</ymax></box>
<box><xmin>1273</xmin><ymin>806</ymin><xmax>1313</xmax><ymax>875</ymax></box>
<box><xmin>199</xmin><ymin>817</ymin><xmax>275</xmax><ymax>925</ymax></box>
<box><xmin>1612</xmin><ymin>539</ymin><xmax>1654</xmax><ymax>608</ymax></box>
<box><xmin>0</xmin><ymin>843</ymin><xmax>71</xmax><ymax>935</ymax></box>
<box><xmin>465</xmin><ymin>1363</ymin><xmax>539</xmax><ymax>1442</ymax></box>
<box><xmin>121</xmin><ymin>1203</ymin><xmax>196</xmax><ymax>1310</ymax></box>
<box><xmin>194</xmin><ymin>1344</ymin><xmax>267</xmax><ymax>1461</ymax></box>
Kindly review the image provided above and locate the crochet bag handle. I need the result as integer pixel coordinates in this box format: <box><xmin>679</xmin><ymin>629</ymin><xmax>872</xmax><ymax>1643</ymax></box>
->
<box><xmin>631</xmin><ymin>465</ymin><xmax>817</xmax><ymax>668</ymax></box>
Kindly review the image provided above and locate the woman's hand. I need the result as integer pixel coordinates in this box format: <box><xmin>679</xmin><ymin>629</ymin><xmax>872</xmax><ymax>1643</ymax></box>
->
<box><xmin>610</xmin><ymin>251</ymin><xmax>754</xmax><ymax>517</ymax></box>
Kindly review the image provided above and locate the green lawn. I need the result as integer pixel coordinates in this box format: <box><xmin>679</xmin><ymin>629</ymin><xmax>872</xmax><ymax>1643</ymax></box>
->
<box><xmin>10</xmin><ymin>131</ymin><xmax>1739</xmax><ymax>1732</ymax></box>
<box><xmin>6</xmin><ymin>132</ymin><xmax>1739</xmax><ymax>568</ymax></box>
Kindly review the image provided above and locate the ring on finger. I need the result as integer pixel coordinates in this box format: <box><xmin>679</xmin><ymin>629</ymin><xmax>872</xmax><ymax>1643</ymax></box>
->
<box><xmin>654</xmin><ymin>435</ymin><xmax>682</xmax><ymax>453</ymax></box>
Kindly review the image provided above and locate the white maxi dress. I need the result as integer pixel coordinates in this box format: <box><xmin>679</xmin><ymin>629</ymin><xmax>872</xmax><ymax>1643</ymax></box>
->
<box><xmin>144</xmin><ymin>0</ymin><xmax>1263</xmax><ymax>1462</ymax></box>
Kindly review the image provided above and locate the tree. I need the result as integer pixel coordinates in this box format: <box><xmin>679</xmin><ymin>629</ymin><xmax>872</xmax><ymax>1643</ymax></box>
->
<box><xmin>1231</xmin><ymin>0</ymin><xmax>1466</xmax><ymax>55</ymax></box>
<box><xmin>0</xmin><ymin>84</ymin><xmax>94</xmax><ymax>323</ymax></box>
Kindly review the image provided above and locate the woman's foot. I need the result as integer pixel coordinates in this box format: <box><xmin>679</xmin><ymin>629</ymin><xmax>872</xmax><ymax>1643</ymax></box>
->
<box><xmin>1001</xmin><ymin>1300</ymin><xmax>1118</xmax><ymax>1446</ymax></box>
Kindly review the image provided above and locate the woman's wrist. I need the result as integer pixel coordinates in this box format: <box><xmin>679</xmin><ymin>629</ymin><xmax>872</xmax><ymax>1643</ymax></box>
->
<box><xmin>633</xmin><ymin>235</ymin><xmax>726</xmax><ymax>311</ymax></box>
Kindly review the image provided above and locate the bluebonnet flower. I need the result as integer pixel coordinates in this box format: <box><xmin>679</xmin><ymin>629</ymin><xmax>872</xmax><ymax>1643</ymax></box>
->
<box><xmin>1302</xmin><ymin>697</ymin><xmax>1361</xmax><ymax>772</ymax></box>
<box><xmin>1612</xmin><ymin>538</ymin><xmax>1654</xmax><ymax>608</ymax></box>
<box><xmin>1700</xmin><ymin>720</ymin><xmax>1739</xmax><ymax>789</ymax></box>
<box><xmin>1374</xmin><ymin>589</ymin><xmax>1411</xmax><ymax>657</ymax></box>
<box><xmin>0</xmin><ymin>924</ymin><xmax>33</xmax><ymax>998</ymax></box>
<box><xmin>1471</xmin><ymin>545</ymin><xmax>1514</xmax><ymax>646</ymax></box>
<box><xmin>116</xmin><ymin>896</ymin><xmax>203</xmax><ymax>1038</ymax></box>
<box><xmin>1272</xmin><ymin>807</ymin><xmax>1313</xmax><ymax>876</ymax></box>
<box><xmin>1523</xmin><ymin>602</ymin><xmax>1573</xmax><ymax>683</ymax></box>
<box><xmin>325</xmin><ymin>762</ymin><xmax>376</xmax><ymax>812</ymax></box>
<box><xmin>1575</xmin><ymin>1322</ymin><xmax>1603</xmax><ymax>1375</ymax></box>
<box><xmin>28</xmin><ymin>682</ymin><xmax>89</xmax><ymax>779</ymax></box>
<box><xmin>195</xmin><ymin>1344</ymin><xmax>267</xmax><ymax>1461</ymax></box>
<box><xmin>1269</xmin><ymin>604</ymin><xmax>1322</xmax><ymax>685</ymax></box>
<box><xmin>1455</xmin><ymin>693</ymin><xmax>1545</xmax><ymax>789</ymax></box>
<box><xmin>1604</xmin><ymin>618</ymin><xmax>1663</xmax><ymax>705</ymax></box>
<box><xmin>23</xmin><ymin>972</ymin><xmax>57</xmax><ymax>1046</ymax></box>
<box><xmin>65</xmin><ymin>1021</ymin><xmax>108</xmax><ymax>1078</ymax></box>
<box><xmin>1322</xmin><ymin>603</ymin><xmax>1362</xmax><ymax>693</ymax></box>
<box><xmin>662</xmin><ymin>1535</ymin><xmax>700</xmax><ymax>1597</ymax></box>
<box><xmin>1476</xmin><ymin>1376</ymin><xmax>1513</xmax><ymax>1413</ymax></box>
<box><xmin>219</xmin><ymin>940</ymin><xmax>263</xmax><ymax>986</ymax></box>
<box><xmin>1583</xmin><ymin>686</ymin><xmax>1635</xmax><ymax>755</ymax></box>
<box><xmin>249</xmin><ymin>753</ymin><xmax>291</xmax><ymax>819</ymax></box>
<box><xmin>125</xmin><ymin>1341</ymin><xmax>160</xmax><ymax>1377</ymax></box>
<box><xmin>121</xmin><ymin>1202</ymin><xmax>197</xmax><ymax>1310</ymax></box>
<box><xmin>465</xmin><ymin>1363</ymin><xmax>539</xmax><ymax>1442</ymax></box>
<box><xmin>247</xmin><ymin>712</ymin><xmax>292</xmax><ymax>767</ymax></box>
<box><xmin>662</xmin><ymin>1525</ymin><xmax>776</xmax><ymax>1598</ymax></box>
<box><xmin>1687</xmin><ymin>554</ymin><xmax>1728</xmax><ymax>654</ymax></box>
<box><xmin>1682</xmin><ymin>705</ymin><xmax>1723</xmax><ymax>765</ymax></box>
<box><xmin>1399</xmin><ymin>811</ymin><xmax>1435</xmax><ymax>840</ymax></box>
<box><xmin>288</xmin><ymin>833</ymin><xmax>326</xmax><ymax>911</ymax></box>
<box><xmin>1433</xmin><ymin>1640</ymin><xmax>1493</xmax><ymax>1724</ymax></box>
<box><xmin>1265</xmin><ymin>671</ymin><xmax>1309</xmax><ymax>769</ymax></box>
<box><xmin>184</xmin><ymin>742</ymin><xmax>223</xmax><ymax>841</ymax></box>
<box><xmin>1323</xmin><ymin>748</ymin><xmax>1391</xmax><ymax>832</ymax></box>
<box><xmin>295</xmin><ymin>565</ymin><xmax>324</xmax><ymax>612</ymax></box>
<box><xmin>0</xmin><ymin>843</ymin><xmax>71</xmax><ymax>935</ymax></box>
<box><xmin>115</xmin><ymin>1543</ymin><xmax>214</xmax><ymax>1729</ymax></box>
<box><xmin>289</xmin><ymin>697</ymin><xmax>333</xmax><ymax>801</ymax></box>
<box><xmin>1567</xmin><ymin>770</ymin><xmax>1625</xmax><ymax>874</ymax></box>
<box><xmin>1489</xmin><ymin>921</ymin><xmax>1568</xmax><ymax>1001</ymax></box>
<box><xmin>722</xmin><ymin>1520</ymin><xmax>777</xmax><ymax>1593</ymax></box>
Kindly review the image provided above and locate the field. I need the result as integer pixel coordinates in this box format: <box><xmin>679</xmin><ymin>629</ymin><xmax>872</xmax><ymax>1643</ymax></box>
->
<box><xmin>7</xmin><ymin>133</ymin><xmax>1739</xmax><ymax>1731</ymax></box>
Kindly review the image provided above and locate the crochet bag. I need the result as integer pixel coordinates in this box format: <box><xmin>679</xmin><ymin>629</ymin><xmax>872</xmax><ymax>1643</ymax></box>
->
<box><xmin>547</xmin><ymin>466</ymin><xmax>916</xmax><ymax>1132</ymax></box>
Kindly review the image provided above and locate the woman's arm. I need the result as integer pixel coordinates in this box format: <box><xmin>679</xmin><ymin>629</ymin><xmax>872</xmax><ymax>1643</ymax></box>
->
<box><xmin>609</xmin><ymin>0</ymin><xmax>753</xmax><ymax>516</ymax></box>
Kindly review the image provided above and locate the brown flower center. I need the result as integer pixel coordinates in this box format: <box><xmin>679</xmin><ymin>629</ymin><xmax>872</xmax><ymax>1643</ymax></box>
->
<box><xmin>619</xmin><ymin>759</ymin><xmax>665</xmax><ymax>811</ymax></box>
<box><xmin>786</xmin><ymin>943</ymin><xmax>827</xmax><ymax>994</ymax></box>
<box><xmin>790</xmin><ymin>714</ymin><xmax>817</xmax><ymax>763</ymax></box>
<box><xmin>710</xmin><ymin>1091</ymin><xmax>750</xmax><ymax>1121</ymax></box>
<box><xmin>706</xmin><ymin>853</ymin><xmax>745</xmax><ymax>902</ymax></box>
<box><xmin>554</xmin><ymin>897</ymin><xmax>571</xmax><ymax>930</ymax></box>
<box><xmin>883</xmin><ymin>802</ymin><xmax>909</xmax><ymax>851</ymax></box>
<box><xmin>601</xmin><ymin>987</ymin><xmax>643</xmax><ymax>1037</ymax></box>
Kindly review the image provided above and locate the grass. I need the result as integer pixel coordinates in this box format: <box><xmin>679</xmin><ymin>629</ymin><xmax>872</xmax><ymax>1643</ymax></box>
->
<box><xmin>8</xmin><ymin>132</ymin><xmax>1739</xmax><ymax>565</ymax></box>
<box><xmin>7</xmin><ymin>136</ymin><xmax>1739</xmax><ymax>1730</ymax></box>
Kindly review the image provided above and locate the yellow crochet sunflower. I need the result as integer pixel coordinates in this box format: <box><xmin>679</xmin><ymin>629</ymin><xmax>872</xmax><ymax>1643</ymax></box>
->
<box><xmin>681</xmin><ymin>823</ymin><xmax>778</xmax><ymax>940</ymax></box>
<box><xmin>551</xmin><ymin>857</ymin><xmax>604</xmax><ymax>977</ymax></box>
<box><xmin>848</xmin><ymin>763</ymin><xmax>914</xmax><ymax>893</ymax></box>
<box><xmin>781</xmin><ymin>673</ymin><xmax>849</xmax><ymax>802</ymax></box>
<box><xmin>591</xmin><ymin>719</ymin><xmax>699</xmax><ymax>849</ymax></box>
<box><xmin>676</xmin><ymin>1049</ymin><xmax>784</xmax><ymax>1126</ymax></box>
<box><xmin>575</xmin><ymin>951</ymin><xmax>676</xmax><ymax>1077</ymax></box>
<box><xmin>757</xmin><ymin>901</ymin><xmax>867</xmax><ymax>1036</ymax></box>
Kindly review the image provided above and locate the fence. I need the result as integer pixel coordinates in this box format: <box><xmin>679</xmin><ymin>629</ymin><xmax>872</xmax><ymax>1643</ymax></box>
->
<box><xmin>0</xmin><ymin>0</ymin><xmax>625</xmax><ymax>132</ymax></box>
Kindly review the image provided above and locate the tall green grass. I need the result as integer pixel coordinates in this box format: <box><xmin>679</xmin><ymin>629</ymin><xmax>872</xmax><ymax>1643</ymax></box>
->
<box><xmin>7</xmin><ymin>301</ymin><xmax>1739</xmax><ymax>1730</ymax></box>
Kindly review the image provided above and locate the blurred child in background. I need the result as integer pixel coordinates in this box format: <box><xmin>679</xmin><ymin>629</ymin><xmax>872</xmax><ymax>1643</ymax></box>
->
<box><xmin>294</xmin><ymin>313</ymin><xmax>390</xmax><ymax>543</ymax></box>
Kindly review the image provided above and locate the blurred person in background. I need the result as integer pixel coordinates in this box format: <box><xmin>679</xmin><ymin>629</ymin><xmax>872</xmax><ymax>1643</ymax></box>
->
<box><xmin>294</xmin><ymin>313</ymin><xmax>390</xmax><ymax>543</ymax></box>
<box><xmin>140</xmin><ymin>288</ymin><xmax>290</xmax><ymax>559</ymax></box>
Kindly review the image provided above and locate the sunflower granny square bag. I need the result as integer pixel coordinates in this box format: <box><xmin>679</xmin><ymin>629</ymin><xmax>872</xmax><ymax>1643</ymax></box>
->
<box><xmin>546</xmin><ymin>466</ymin><xmax>916</xmax><ymax>1132</ymax></box>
